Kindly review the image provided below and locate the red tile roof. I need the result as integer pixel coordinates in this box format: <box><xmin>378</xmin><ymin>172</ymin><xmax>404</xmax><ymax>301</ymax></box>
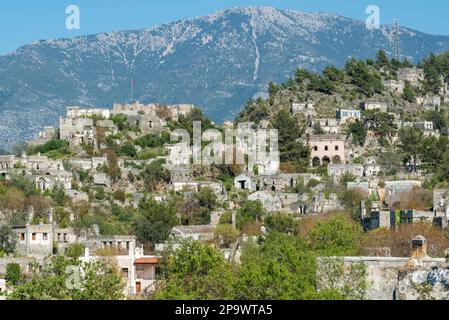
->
<box><xmin>134</xmin><ymin>257</ymin><xmax>159</xmax><ymax>264</ymax></box>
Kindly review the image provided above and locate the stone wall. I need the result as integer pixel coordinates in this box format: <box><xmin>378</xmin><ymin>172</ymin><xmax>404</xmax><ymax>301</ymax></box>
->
<box><xmin>0</xmin><ymin>257</ymin><xmax>41</xmax><ymax>275</ymax></box>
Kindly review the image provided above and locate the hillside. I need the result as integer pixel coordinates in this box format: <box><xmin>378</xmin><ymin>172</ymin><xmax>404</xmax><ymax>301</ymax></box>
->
<box><xmin>2</xmin><ymin>6</ymin><xmax>449</xmax><ymax>148</ymax></box>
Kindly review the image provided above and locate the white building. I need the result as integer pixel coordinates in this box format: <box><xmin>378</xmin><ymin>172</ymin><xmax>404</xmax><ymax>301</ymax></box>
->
<box><xmin>309</xmin><ymin>135</ymin><xmax>346</xmax><ymax>167</ymax></box>
<box><xmin>337</xmin><ymin>109</ymin><xmax>361</xmax><ymax>124</ymax></box>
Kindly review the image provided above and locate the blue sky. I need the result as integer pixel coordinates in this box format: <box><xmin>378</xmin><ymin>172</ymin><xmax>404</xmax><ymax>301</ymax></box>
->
<box><xmin>1</xmin><ymin>0</ymin><xmax>448</xmax><ymax>55</ymax></box>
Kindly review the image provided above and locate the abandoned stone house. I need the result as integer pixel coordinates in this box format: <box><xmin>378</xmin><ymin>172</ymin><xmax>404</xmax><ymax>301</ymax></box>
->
<box><xmin>14</xmin><ymin>224</ymin><xmax>55</xmax><ymax>256</ymax></box>
<box><xmin>309</xmin><ymin>135</ymin><xmax>346</xmax><ymax>167</ymax></box>
<box><xmin>14</xmin><ymin>154</ymin><xmax>64</xmax><ymax>174</ymax></box>
<box><xmin>398</xmin><ymin>121</ymin><xmax>439</xmax><ymax>137</ymax></box>
<box><xmin>327</xmin><ymin>163</ymin><xmax>364</xmax><ymax>182</ymax></box>
<box><xmin>168</xmin><ymin>167</ymin><xmax>191</xmax><ymax>183</ymax></box>
<box><xmin>290</xmin><ymin>101</ymin><xmax>316</xmax><ymax>118</ymax></box>
<box><xmin>112</xmin><ymin>102</ymin><xmax>159</xmax><ymax>116</ymax></box>
<box><xmin>360</xmin><ymin>101</ymin><xmax>388</xmax><ymax>113</ymax></box>
<box><xmin>397</xmin><ymin>67</ymin><xmax>425</xmax><ymax>87</ymax></box>
<box><xmin>317</xmin><ymin>236</ymin><xmax>449</xmax><ymax>300</ymax></box>
<box><xmin>234</xmin><ymin>172</ymin><xmax>302</xmax><ymax>192</ymax></box>
<box><xmin>383</xmin><ymin>79</ymin><xmax>405</xmax><ymax>94</ymax></box>
<box><xmin>171</xmin><ymin>180</ymin><xmax>227</xmax><ymax>201</ymax></box>
<box><xmin>0</xmin><ymin>155</ymin><xmax>15</xmax><ymax>177</ymax></box>
<box><xmin>307</xmin><ymin>118</ymin><xmax>341</xmax><ymax>135</ymax></box>
<box><xmin>242</xmin><ymin>150</ymin><xmax>280</xmax><ymax>176</ymax></box>
<box><xmin>165</xmin><ymin>143</ymin><xmax>191</xmax><ymax>167</ymax></box>
<box><xmin>275</xmin><ymin>193</ymin><xmax>310</xmax><ymax>214</ymax></box>
<box><xmin>291</xmin><ymin>194</ymin><xmax>312</xmax><ymax>215</ymax></box>
<box><xmin>257</xmin><ymin>189</ymin><xmax>341</xmax><ymax>216</ymax></box>
<box><xmin>96</xmin><ymin>119</ymin><xmax>116</xmax><ymax>129</ymax></box>
<box><xmin>363</xmin><ymin>209</ymin><xmax>446</xmax><ymax>231</ymax></box>
<box><xmin>0</xmin><ymin>154</ymin><xmax>75</xmax><ymax>192</ymax></box>
<box><xmin>348</xmin><ymin>178</ymin><xmax>378</xmax><ymax>196</ymax></box>
<box><xmin>277</xmin><ymin>193</ymin><xmax>301</xmax><ymax>207</ymax></box>
<box><xmin>35</xmin><ymin>171</ymin><xmax>72</xmax><ymax>192</ymax></box>
<box><xmin>112</xmin><ymin>101</ymin><xmax>193</xmax><ymax>122</ymax></box>
<box><xmin>65</xmin><ymin>106</ymin><xmax>111</xmax><ymax>120</ymax></box>
<box><xmin>347</xmin><ymin>181</ymin><xmax>370</xmax><ymax>194</ymax></box>
<box><xmin>5</xmin><ymin>154</ymin><xmax>65</xmax><ymax>174</ymax></box>
<box><xmin>384</xmin><ymin>180</ymin><xmax>422</xmax><ymax>206</ymax></box>
<box><xmin>171</xmin><ymin>225</ymin><xmax>215</xmax><ymax>242</ymax></box>
<box><xmin>336</xmin><ymin>109</ymin><xmax>361</xmax><ymax>124</ymax></box>
<box><xmin>420</xmin><ymin>95</ymin><xmax>442</xmax><ymax>111</ymax></box>
<box><xmin>310</xmin><ymin>192</ymin><xmax>341</xmax><ymax>214</ymax></box>
<box><xmin>60</xmin><ymin>116</ymin><xmax>97</xmax><ymax>150</ymax></box>
<box><xmin>92</xmin><ymin>172</ymin><xmax>110</xmax><ymax>188</ymax></box>
<box><xmin>383</xmin><ymin>180</ymin><xmax>422</xmax><ymax>207</ymax></box>
<box><xmin>0</xmin><ymin>153</ymin><xmax>76</xmax><ymax>189</ymax></box>
<box><xmin>29</xmin><ymin>126</ymin><xmax>57</xmax><ymax>146</ymax></box>
<box><xmin>155</xmin><ymin>225</ymin><xmax>215</xmax><ymax>253</ymax></box>
<box><xmin>58</xmin><ymin>106</ymin><xmax>116</xmax><ymax>150</ymax></box>
<box><xmin>83</xmin><ymin>235</ymin><xmax>136</xmax><ymax>254</ymax></box>
<box><xmin>415</xmin><ymin>121</ymin><xmax>439</xmax><ymax>136</ymax></box>
<box><xmin>66</xmin><ymin>189</ymin><xmax>89</xmax><ymax>202</ymax></box>
<box><xmin>68</xmin><ymin>157</ymin><xmax>108</xmax><ymax>172</ymax></box>
<box><xmin>234</xmin><ymin>173</ymin><xmax>255</xmax><ymax>191</ymax></box>
<box><xmin>96</xmin><ymin>120</ymin><xmax>118</xmax><ymax>144</ymax></box>
<box><xmin>246</xmin><ymin>119</ymin><xmax>269</xmax><ymax>130</ymax></box>
<box><xmin>433</xmin><ymin>189</ymin><xmax>449</xmax><ymax>217</ymax></box>
<box><xmin>166</xmin><ymin>104</ymin><xmax>195</xmax><ymax>121</ymax></box>
<box><xmin>0</xmin><ymin>257</ymin><xmax>39</xmax><ymax>284</ymax></box>
<box><xmin>364</xmin><ymin>157</ymin><xmax>381</xmax><ymax>177</ymax></box>
<box><xmin>255</xmin><ymin>158</ymin><xmax>280</xmax><ymax>176</ymax></box>
<box><xmin>13</xmin><ymin>223</ymin><xmax>100</xmax><ymax>257</ymax></box>
<box><xmin>126</xmin><ymin>114</ymin><xmax>163</xmax><ymax>134</ymax></box>
<box><xmin>247</xmin><ymin>191</ymin><xmax>282</xmax><ymax>213</ymax></box>
<box><xmin>257</xmin><ymin>174</ymin><xmax>300</xmax><ymax>192</ymax></box>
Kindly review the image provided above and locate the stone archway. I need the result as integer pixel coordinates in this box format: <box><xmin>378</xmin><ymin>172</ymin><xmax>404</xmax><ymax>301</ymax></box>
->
<box><xmin>312</xmin><ymin>157</ymin><xmax>321</xmax><ymax>167</ymax></box>
<box><xmin>322</xmin><ymin>156</ymin><xmax>331</xmax><ymax>165</ymax></box>
<box><xmin>332</xmin><ymin>155</ymin><xmax>342</xmax><ymax>164</ymax></box>
<box><xmin>38</xmin><ymin>178</ymin><xmax>47</xmax><ymax>191</ymax></box>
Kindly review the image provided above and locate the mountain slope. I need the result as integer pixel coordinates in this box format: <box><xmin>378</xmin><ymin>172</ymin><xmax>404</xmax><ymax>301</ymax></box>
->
<box><xmin>2</xmin><ymin>6</ymin><xmax>449</xmax><ymax>148</ymax></box>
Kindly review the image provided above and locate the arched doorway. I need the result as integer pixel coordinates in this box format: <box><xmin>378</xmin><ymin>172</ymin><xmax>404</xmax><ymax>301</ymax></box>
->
<box><xmin>332</xmin><ymin>155</ymin><xmax>342</xmax><ymax>164</ymax></box>
<box><xmin>322</xmin><ymin>156</ymin><xmax>331</xmax><ymax>165</ymax></box>
<box><xmin>312</xmin><ymin>157</ymin><xmax>321</xmax><ymax>167</ymax></box>
<box><xmin>38</xmin><ymin>178</ymin><xmax>47</xmax><ymax>191</ymax></box>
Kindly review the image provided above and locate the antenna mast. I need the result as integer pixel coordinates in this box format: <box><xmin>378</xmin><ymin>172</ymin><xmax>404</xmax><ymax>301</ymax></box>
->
<box><xmin>393</xmin><ymin>18</ymin><xmax>400</xmax><ymax>62</ymax></box>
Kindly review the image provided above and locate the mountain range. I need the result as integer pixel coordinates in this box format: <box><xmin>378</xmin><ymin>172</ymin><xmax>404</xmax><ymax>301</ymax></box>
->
<box><xmin>2</xmin><ymin>6</ymin><xmax>449</xmax><ymax>149</ymax></box>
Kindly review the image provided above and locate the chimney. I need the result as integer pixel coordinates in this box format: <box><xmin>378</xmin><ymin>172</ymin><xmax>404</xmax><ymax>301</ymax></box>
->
<box><xmin>411</xmin><ymin>235</ymin><xmax>428</xmax><ymax>260</ymax></box>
